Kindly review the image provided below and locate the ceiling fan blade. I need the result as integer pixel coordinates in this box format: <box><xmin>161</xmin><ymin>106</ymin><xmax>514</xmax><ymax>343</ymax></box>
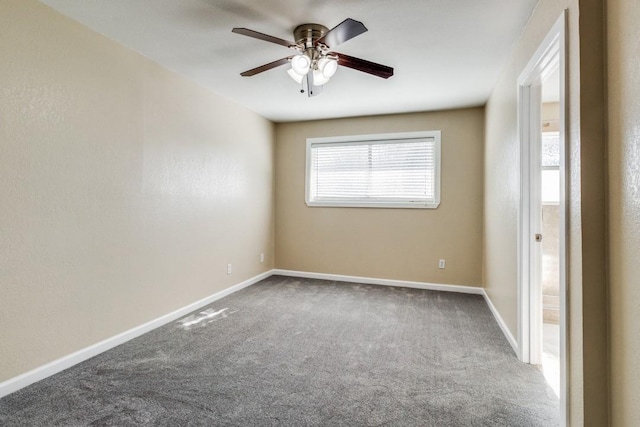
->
<box><xmin>232</xmin><ymin>27</ymin><xmax>296</xmax><ymax>49</ymax></box>
<box><xmin>316</xmin><ymin>18</ymin><xmax>367</xmax><ymax>48</ymax></box>
<box><xmin>240</xmin><ymin>57</ymin><xmax>292</xmax><ymax>76</ymax></box>
<box><xmin>334</xmin><ymin>53</ymin><xmax>394</xmax><ymax>79</ymax></box>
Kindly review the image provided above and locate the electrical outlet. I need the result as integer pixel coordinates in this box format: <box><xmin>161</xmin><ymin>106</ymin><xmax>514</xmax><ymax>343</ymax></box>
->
<box><xmin>438</xmin><ymin>259</ymin><xmax>446</xmax><ymax>269</ymax></box>
<box><xmin>260</xmin><ymin>253</ymin><xmax>265</xmax><ymax>263</ymax></box>
<box><xmin>227</xmin><ymin>263</ymin><xmax>232</xmax><ymax>275</ymax></box>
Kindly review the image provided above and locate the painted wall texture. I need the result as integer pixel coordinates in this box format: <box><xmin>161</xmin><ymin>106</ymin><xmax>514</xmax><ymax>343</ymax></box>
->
<box><xmin>0</xmin><ymin>0</ymin><xmax>274</xmax><ymax>382</ymax></box>
<box><xmin>607</xmin><ymin>0</ymin><xmax>640</xmax><ymax>424</ymax></box>
<box><xmin>483</xmin><ymin>0</ymin><xmax>607</xmax><ymax>424</ymax></box>
<box><xmin>275</xmin><ymin>108</ymin><xmax>484</xmax><ymax>287</ymax></box>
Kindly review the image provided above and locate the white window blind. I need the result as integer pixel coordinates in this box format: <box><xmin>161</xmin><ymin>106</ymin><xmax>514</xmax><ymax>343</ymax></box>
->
<box><xmin>306</xmin><ymin>131</ymin><xmax>441</xmax><ymax>209</ymax></box>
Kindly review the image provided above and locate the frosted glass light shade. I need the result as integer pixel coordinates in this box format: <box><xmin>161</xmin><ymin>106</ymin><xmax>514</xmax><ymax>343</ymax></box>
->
<box><xmin>312</xmin><ymin>57</ymin><xmax>338</xmax><ymax>86</ymax></box>
<box><xmin>318</xmin><ymin>57</ymin><xmax>338</xmax><ymax>78</ymax></box>
<box><xmin>291</xmin><ymin>54</ymin><xmax>311</xmax><ymax>75</ymax></box>
<box><xmin>312</xmin><ymin>69</ymin><xmax>330</xmax><ymax>86</ymax></box>
<box><xmin>287</xmin><ymin>68</ymin><xmax>304</xmax><ymax>83</ymax></box>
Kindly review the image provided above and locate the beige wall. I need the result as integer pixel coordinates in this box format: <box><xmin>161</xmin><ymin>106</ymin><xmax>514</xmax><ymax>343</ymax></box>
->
<box><xmin>607</xmin><ymin>0</ymin><xmax>640</xmax><ymax>424</ymax></box>
<box><xmin>0</xmin><ymin>0</ymin><xmax>274</xmax><ymax>383</ymax></box>
<box><xmin>483</xmin><ymin>0</ymin><xmax>607</xmax><ymax>424</ymax></box>
<box><xmin>275</xmin><ymin>108</ymin><xmax>484</xmax><ymax>286</ymax></box>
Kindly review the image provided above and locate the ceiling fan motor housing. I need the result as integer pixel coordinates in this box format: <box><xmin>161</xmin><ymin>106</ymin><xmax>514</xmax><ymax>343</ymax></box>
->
<box><xmin>293</xmin><ymin>24</ymin><xmax>329</xmax><ymax>48</ymax></box>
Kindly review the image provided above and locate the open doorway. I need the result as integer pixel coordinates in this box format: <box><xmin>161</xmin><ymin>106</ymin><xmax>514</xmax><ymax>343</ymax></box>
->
<box><xmin>517</xmin><ymin>12</ymin><xmax>567</xmax><ymax>425</ymax></box>
<box><xmin>540</xmin><ymin>79</ymin><xmax>560</xmax><ymax>396</ymax></box>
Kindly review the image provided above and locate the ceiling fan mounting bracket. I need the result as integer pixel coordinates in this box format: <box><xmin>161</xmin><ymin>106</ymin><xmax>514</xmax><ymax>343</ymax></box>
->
<box><xmin>293</xmin><ymin>24</ymin><xmax>329</xmax><ymax>48</ymax></box>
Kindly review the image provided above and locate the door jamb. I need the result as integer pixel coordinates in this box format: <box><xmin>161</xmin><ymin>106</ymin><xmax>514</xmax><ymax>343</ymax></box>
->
<box><xmin>516</xmin><ymin>10</ymin><xmax>568</xmax><ymax>427</ymax></box>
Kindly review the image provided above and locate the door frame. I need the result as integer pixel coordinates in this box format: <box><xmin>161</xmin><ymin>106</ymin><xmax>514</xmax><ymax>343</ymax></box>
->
<box><xmin>516</xmin><ymin>11</ymin><xmax>568</xmax><ymax>426</ymax></box>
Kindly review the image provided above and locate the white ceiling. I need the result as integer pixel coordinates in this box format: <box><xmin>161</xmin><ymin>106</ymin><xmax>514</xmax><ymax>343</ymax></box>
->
<box><xmin>40</xmin><ymin>0</ymin><xmax>539</xmax><ymax>122</ymax></box>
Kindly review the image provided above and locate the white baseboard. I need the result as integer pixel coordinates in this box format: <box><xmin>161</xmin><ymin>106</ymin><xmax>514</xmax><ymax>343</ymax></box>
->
<box><xmin>481</xmin><ymin>290</ymin><xmax>518</xmax><ymax>355</ymax></box>
<box><xmin>0</xmin><ymin>269</ymin><xmax>274</xmax><ymax>399</ymax></box>
<box><xmin>272</xmin><ymin>269</ymin><xmax>484</xmax><ymax>295</ymax></box>
<box><xmin>1</xmin><ymin>268</ymin><xmax>519</xmax><ymax>399</ymax></box>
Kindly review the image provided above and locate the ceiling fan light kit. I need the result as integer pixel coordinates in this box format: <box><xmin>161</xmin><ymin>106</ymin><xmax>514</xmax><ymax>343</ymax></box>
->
<box><xmin>286</xmin><ymin>67</ymin><xmax>304</xmax><ymax>84</ymax></box>
<box><xmin>232</xmin><ymin>18</ymin><xmax>393</xmax><ymax>97</ymax></box>
<box><xmin>290</xmin><ymin>54</ymin><xmax>311</xmax><ymax>76</ymax></box>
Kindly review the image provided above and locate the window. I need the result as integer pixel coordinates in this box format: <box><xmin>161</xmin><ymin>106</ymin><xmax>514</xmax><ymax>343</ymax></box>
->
<box><xmin>305</xmin><ymin>131</ymin><xmax>441</xmax><ymax>208</ymax></box>
<box><xmin>541</xmin><ymin>131</ymin><xmax>560</xmax><ymax>204</ymax></box>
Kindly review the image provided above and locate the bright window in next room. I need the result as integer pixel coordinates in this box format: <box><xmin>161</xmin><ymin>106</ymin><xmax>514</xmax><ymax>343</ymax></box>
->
<box><xmin>541</xmin><ymin>131</ymin><xmax>560</xmax><ymax>204</ymax></box>
<box><xmin>305</xmin><ymin>131</ymin><xmax>441</xmax><ymax>209</ymax></box>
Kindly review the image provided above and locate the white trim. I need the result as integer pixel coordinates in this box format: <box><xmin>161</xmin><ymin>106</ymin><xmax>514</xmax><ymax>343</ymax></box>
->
<box><xmin>517</xmin><ymin>12</ymin><xmax>564</xmax><ymax>362</ymax></box>
<box><xmin>517</xmin><ymin>20</ymin><xmax>562</xmax><ymax>365</ymax></box>
<box><xmin>273</xmin><ymin>269</ymin><xmax>482</xmax><ymax>294</ymax></box>
<box><xmin>0</xmin><ymin>270</ymin><xmax>274</xmax><ymax>399</ymax></box>
<box><xmin>482</xmin><ymin>290</ymin><xmax>518</xmax><ymax>354</ymax></box>
<box><xmin>305</xmin><ymin>200</ymin><xmax>440</xmax><ymax>209</ymax></box>
<box><xmin>517</xmin><ymin>11</ymin><xmax>568</xmax><ymax>427</ymax></box>
<box><xmin>1</xmin><ymin>268</ymin><xmax>522</xmax><ymax>402</ymax></box>
<box><xmin>306</xmin><ymin>131</ymin><xmax>440</xmax><ymax>145</ymax></box>
<box><xmin>305</xmin><ymin>131</ymin><xmax>441</xmax><ymax>209</ymax></box>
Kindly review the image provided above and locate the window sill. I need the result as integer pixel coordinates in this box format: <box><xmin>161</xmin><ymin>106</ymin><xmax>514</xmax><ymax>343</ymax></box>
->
<box><xmin>305</xmin><ymin>200</ymin><xmax>440</xmax><ymax>209</ymax></box>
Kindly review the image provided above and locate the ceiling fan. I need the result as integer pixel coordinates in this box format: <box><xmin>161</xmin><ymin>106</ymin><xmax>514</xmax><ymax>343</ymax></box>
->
<box><xmin>232</xmin><ymin>18</ymin><xmax>394</xmax><ymax>97</ymax></box>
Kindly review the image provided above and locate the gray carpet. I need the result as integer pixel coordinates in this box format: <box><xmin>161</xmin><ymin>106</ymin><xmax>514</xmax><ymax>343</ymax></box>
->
<box><xmin>0</xmin><ymin>276</ymin><xmax>558</xmax><ymax>426</ymax></box>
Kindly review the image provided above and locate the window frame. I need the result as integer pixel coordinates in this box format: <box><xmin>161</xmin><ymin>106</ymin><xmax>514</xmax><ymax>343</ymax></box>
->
<box><xmin>305</xmin><ymin>130</ymin><xmax>441</xmax><ymax>209</ymax></box>
<box><xmin>541</xmin><ymin>131</ymin><xmax>560</xmax><ymax>205</ymax></box>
